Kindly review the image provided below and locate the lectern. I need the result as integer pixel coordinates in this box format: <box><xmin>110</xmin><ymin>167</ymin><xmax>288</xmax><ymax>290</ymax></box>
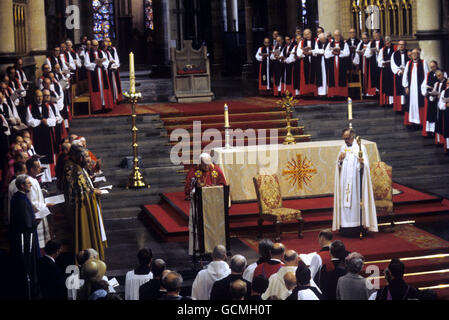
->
<box><xmin>190</xmin><ymin>185</ymin><xmax>230</xmax><ymax>262</ymax></box>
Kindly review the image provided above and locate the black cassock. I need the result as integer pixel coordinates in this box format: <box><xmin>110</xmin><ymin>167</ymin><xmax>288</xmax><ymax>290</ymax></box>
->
<box><xmin>9</xmin><ymin>191</ymin><xmax>41</xmax><ymax>299</ymax></box>
<box><xmin>28</xmin><ymin>103</ymin><xmax>56</xmax><ymax>165</ymax></box>
<box><xmin>437</xmin><ymin>87</ymin><xmax>449</xmax><ymax>139</ymax></box>
<box><xmin>379</xmin><ymin>46</ymin><xmax>395</xmax><ymax>105</ymax></box>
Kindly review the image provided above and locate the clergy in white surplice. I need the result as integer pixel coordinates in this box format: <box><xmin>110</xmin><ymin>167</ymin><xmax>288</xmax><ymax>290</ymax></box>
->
<box><xmin>332</xmin><ymin>128</ymin><xmax>378</xmax><ymax>234</ymax></box>
<box><xmin>191</xmin><ymin>245</ymin><xmax>230</xmax><ymax>300</ymax></box>
<box><xmin>402</xmin><ymin>49</ymin><xmax>429</xmax><ymax>128</ymax></box>
<box><xmin>312</xmin><ymin>33</ymin><xmax>328</xmax><ymax>98</ymax></box>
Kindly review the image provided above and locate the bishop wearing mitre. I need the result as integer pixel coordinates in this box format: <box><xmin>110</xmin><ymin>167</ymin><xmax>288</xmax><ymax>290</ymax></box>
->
<box><xmin>332</xmin><ymin>128</ymin><xmax>378</xmax><ymax>235</ymax></box>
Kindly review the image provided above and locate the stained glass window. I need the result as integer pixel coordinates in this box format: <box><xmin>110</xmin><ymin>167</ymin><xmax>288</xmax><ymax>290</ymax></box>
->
<box><xmin>92</xmin><ymin>0</ymin><xmax>116</xmax><ymax>41</ymax></box>
<box><xmin>144</xmin><ymin>0</ymin><xmax>154</xmax><ymax>31</ymax></box>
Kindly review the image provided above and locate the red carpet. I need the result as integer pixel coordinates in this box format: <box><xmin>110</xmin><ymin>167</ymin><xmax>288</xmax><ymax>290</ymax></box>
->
<box><xmin>140</xmin><ymin>183</ymin><xmax>449</xmax><ymax>243</ymax></box>
<box><xmin>240</xmin><ymin>225</ymin><xmax>449</xmax><ymax>298</ymax></box>
<box><xmin>73</xmin><ymin>97</ymin><xmax>365</xmax><ymax>119</ymax></box>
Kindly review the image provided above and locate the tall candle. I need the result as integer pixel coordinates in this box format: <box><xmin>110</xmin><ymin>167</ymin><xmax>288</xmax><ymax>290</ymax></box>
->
<box><xmin>224</xmin><ymin>104</ymin><xmax>229</xmax><ymax>127</ymax></box>
<box><xmin>348</xmin><ymin>97</ymin><xmax>353</xmax><ymax>121</ymax></box>
<box><xmin>129</xmin><ymin>52</ymin><xmax>135</xmax><ymax>93</ymax></box>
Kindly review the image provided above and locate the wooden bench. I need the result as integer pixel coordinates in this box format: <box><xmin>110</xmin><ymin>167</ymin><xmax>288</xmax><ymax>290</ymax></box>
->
<box><xmin>71</xmin><ymin>79</ymin><xmax>91</xmax><ymax>116</ymax></box>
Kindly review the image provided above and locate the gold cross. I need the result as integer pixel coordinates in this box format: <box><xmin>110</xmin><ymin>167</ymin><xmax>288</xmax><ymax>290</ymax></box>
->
<box><xmin>345</xmin><ymin>184</ymin><xmax>351</xmax><ymax>203</ymax></box>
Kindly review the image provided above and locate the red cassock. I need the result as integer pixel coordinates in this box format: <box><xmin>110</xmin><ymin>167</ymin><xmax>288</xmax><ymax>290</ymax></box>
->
<box><xmin>326</xmin><ymin>40</ymin><xmax>349</xmax><ymax>98</ymax></box>
<box><xmin>184</xmin><ymin>164</ymin><xmax>227</xmax><ymax>198</ymax></box>
<box><xmin>85</xmin><ymin>49</ymin><xmax>114</xmax><ymax>112</ymax></box>
<box><xmin>299</xmin><ymin>39</ymin><xmax>317</xmax><ymax>96</ymax></box>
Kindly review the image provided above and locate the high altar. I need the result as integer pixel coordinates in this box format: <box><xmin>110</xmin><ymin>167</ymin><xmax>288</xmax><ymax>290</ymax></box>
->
<box><xmin>213</xmin><ymin>140</ymin><xmax>381</xmax><ymax>202</ymax></box>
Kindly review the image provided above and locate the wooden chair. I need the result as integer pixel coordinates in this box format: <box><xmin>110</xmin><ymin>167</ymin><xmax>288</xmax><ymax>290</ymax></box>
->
<box><xmin>370</xmin><ymin>162</ymin><xmax>394</xmax><ymax>230</ymax></box>
<box><xmin>253</xmin><ymin>174</ymin><xmax>304</xmax><ymax>242</ymax></box>
<box><xmin>71</xmin><ymin>79</ymin><xmax>91</xmax><ymax>116</ymax></box>
<box><xmin>348</xmin><ymin>69</ymin><xmax>363</xmax><ymax>101</ymax></box>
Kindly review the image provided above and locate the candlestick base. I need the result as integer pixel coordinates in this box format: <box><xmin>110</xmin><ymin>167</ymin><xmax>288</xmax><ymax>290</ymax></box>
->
<box><xmin>124</xmin><ymin>91</ymin><xmax>149</xmax><ymax>190</ymax></box>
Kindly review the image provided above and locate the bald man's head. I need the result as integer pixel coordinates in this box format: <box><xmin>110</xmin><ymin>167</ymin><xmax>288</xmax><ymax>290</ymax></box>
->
<box><xmin>271</xmin><ymin>243</ymin><xmax>285</xmax><ymax>260</ymax></box>
<box><xmin>212</xmin><ymin>245</ymin><xmax>227</xmax><ymax>261</ymax></box>
<box><xmin>230</xmin><ymin>279</ymin><xmax>247</xmax><ymax>300</ymax></box>
<box><xmin>284</xmin><ymin>272</ymin><xmax>297</xmax><ymax>291</ymax></box>
<box><xmin>284</xmin><ymin>250</ymin><xmax>298</xmax><ymax>266</ymax></box>
<box><xmin>34</xmin><ymin>90</ymin><xmax>43</xmax><ymax>105</ymax></box>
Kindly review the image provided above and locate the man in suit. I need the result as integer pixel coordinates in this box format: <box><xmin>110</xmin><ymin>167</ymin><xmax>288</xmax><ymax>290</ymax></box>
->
<box><xmin>139</xmin><ymin>259</ymin><xmax>166</xmax><ymax>300</ymax></box>
<box><xmin>9</xmin><ymin>174</ymin><xmax>40</xmax><ymax>299</ymax></box>
<box><xmin>37</xmin><ymin>240</ymin><xmax>67</xmax><ymax>300</ymax></box>
<box><xmin>210</xmin><ymin>255</ymin><xmax>251</xmax><ymax>300</ymax></box>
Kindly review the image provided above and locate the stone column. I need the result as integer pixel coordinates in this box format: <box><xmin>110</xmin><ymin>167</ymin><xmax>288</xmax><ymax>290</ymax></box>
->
<box><xmin>210</xmin><ymin>0</ymin><xmax>225</xmax><ymax>77</ymax></box>
<box><xmin>242</xmin><ymin>0</ymin><xmax>254</xmax><ymax>79</ymax></box>
<box><xmin>317</xmin><ymin>0</ymin><xmax>341</xmax><ymax>34</ymax></box>
<box><xmin>286</xmin><ymin>0</ymin><xmax>298</xmax><ymax>35</ymax></box>
<box><xmin>0</xmin><ymin>0</ymin><xmax>15</xmax><ymax>60</ymax></box>
<box><xmin>27</xmin><ymin>0</ymin><xmax>48</xmax><ymax>76</ymax></box>
<box><xmin>228</xmin><ymin>0</ymin><xmax>239</xmax><ymax>32</ymax></box>
<box><xmin>415</xmin><ymin>0</ymin><xmax>447</xmax><ymax>68</ymax></box>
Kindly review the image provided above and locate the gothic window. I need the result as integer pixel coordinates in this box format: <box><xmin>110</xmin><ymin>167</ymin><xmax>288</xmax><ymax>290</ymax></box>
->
<box><xmin>92</xmin><ymin>0</ymin><xmax>116</xmax><ymax>40</ymax></box>
<box><xmin>144</xmin><ymin>0</ymin><xmax>154</xmax><ymax>31</ymax></box>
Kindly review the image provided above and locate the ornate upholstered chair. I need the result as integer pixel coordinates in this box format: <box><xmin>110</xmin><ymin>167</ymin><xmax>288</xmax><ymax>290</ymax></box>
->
<box><xmin>370</xmin><ymin>162</ymin><xmax>394</xmax><ymax>229</ymax></box>
<box><xmin>253</xmin><ymin>174</ymin><xmax>304</xmax><ymax>242</ymax></box>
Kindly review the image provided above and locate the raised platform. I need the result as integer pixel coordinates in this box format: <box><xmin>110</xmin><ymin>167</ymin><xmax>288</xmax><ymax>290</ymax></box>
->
<box><xmin>140</xmin><ymin>182</ymin><xmax>449</xmax><ymax>243</ymax></box>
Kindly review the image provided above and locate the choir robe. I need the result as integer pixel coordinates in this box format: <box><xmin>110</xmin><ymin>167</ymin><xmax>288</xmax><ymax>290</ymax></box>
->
<box><xmin>61</xmin><ymin>52</ymin><xmax>76</xmax><ymax>75</ymax></box>
<box><xmin>353</xmin><ymin>41</ymin><xmax>370</xmax><ymax>95</ymax></box>
<box><xmin>16</xmin><ymin>68</ymin><xmax>28</xmax><ymax>84</ymax></box>
<box><xmin>63</xmin><ymin>158</ymin><xmax>107</xmax><ymax>261</ymax></box>
<box><xmin>437</xmin><ymin>88</ymin><xmax>449</xmax><ymax>150</ymax></box>
<box><xmin>26</xmin><ymin>103</ymin><xmax>56</xmax><ymax>183</ymax></box>
<box><xmin>255</xmin><ymin>45</ymin><xmax>274</xmax><ymax>92</ymax></box>
<box><xmin>347</xmin><ymin>38</ymin><xmax>361</xmax><ymax>70</ymax></box>
<box><xmin>377</xmin><ymin>46</ymin><xmax>395</xmax><ymax>106</ymax></box>
<box><xmin>9</xmin><ymin>191</ymin><xmax>41</xmax><ymax>299</ymax></box>
<box><xmin>391</xmin><ymin>50</ymin><xmax>410</xmax><ymax>112</ymax></box>
<box><xmin>365</xmin><ymin>40</ymin><xmax>384</xmax><ymax>95</ymax></box>
<box><xmin>286</xmin><ymin>44</ymin><xmax>302</xmax><ymax>96</ymax></box>
<box><xmin>312</xmin><ymin>41</ymin><xmax>328</xmax><ymax>97</ymax></box>
<box><xmin>280</xmin><ymin>43</ymin><xmax>295</xmax><ymax>95</ymax></box>
<box><xmin>106</xmin><ymin>47</ymin><xmax>123</xmax><ymax>104</ymax></box>
<box><xmin>0</xmin><ymin>114</ymin><xmax>9</xmax><ymax>165</ymax></box>
<box><xmin>402</xmin><ymin>59</ymin><xmax>429</xmax><ymax>127</ymax></box>
<box><xmin>51</xmin><ymin>78</ymin><xmax>70</xmax><ymax>135</ymax></box>
<box><xmin>46</xmin><ymin>101</ymin><xmax>63</xmax><ymax>151</ymax></box>
<box><xmin>46</xmin><ymin>55</ymin><xmax>68</xmax><ymax>72</ymax></box>
<box><xmin>325</xmin><ymin>40</ymin><xmax>350</xmax><ymax>98</ymax></box>
<box><xmin>84</xmin><ymin>49</ymin><xmax>114</xmax><ymax>112</ymax></box>
<box><xmin>67</xmin><ymin>49</ymin><xmax>83</xmax><ymax>83</ymax></box>
<box><xmin>271</xmin><ymin>44</ymin><xmax>286</xmax><ymax>96</ymax></box>
<box><xmin>28</xmin><ymin>175</ymin><xmax>51</xmax><ymax>249</ymax></box>
<box><xmin>26</xmin><ymin>103</ymin><xmax>56</xmax><ymax>165</ymax></box>
<box><xmin>332</xmin><ymin>143</ymin><xmax>378</xmax><ymax>233</ymax></box>
<box><xmin>299</xmin><ymin>39</ymin><xmax>317</xmax><ymax>96</ymax></box>
<box><xmin>421</xmin><ymin>74</ymin><xmax>445</xmax><ymax>136</ymax></box>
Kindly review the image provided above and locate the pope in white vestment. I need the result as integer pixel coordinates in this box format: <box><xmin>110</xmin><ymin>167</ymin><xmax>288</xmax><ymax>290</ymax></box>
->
<box><xmin>332</xmin><ymin>130</ymin><xmax>378</xmax><ymax>233</ymax></box>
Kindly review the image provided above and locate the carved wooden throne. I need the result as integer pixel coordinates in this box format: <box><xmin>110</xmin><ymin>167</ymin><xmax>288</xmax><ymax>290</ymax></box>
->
<box><xmin>170</xmin><ymin>40</ymin><xmax>214</xmax><ymax>103</ymax></box>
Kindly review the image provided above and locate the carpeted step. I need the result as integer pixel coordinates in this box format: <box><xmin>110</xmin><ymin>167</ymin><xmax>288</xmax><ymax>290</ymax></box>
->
<box><xmin>163</xmin><ymin>119</ymin><xmax>301</xmax><ymax>133</ymax></box>
<box><xmin>160</xmin><ymin>111</ymin><xmax>286</xmax><ymax>126</ymax></box>
<box><xmin>363</xmin><ymin>254</ymin><xmax>449</xmax><ymax>275</ymax></box>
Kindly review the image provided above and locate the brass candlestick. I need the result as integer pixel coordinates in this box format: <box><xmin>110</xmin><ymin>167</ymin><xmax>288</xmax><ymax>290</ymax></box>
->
<box><xmin>124</xmin><ymin>91</ymin><xmax>149</xmax><ymax>189</ymax></box>
<box><xmin>277</xmin><ymin>91</ymin><xmax>298</xmax><ymax>145</ymax></box>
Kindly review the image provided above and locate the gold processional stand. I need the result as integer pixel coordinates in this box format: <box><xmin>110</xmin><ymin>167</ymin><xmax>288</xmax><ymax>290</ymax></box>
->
<box><xmin>124</xmin><ymin>52</ymin><xmax>149</xmax><ymax>189</ymax></box>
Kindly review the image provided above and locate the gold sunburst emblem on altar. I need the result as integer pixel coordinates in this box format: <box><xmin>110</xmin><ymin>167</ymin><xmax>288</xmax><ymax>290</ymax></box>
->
<box><xmin>282</xmin><ymin>154</ymin><xmax>317</xmax><ymax>190</ymax></box>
